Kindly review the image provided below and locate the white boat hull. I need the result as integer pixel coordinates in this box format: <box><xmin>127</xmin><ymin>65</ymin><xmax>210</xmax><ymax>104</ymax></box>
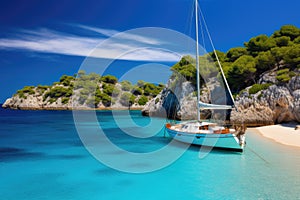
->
<box><xmin>166</xmin><ymin>127</ymin><xmax>243</xmax><ymax>152</ymax></box>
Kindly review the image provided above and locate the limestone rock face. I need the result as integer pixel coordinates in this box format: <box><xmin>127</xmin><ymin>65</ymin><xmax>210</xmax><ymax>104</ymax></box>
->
<box><xmin>3</xmin><ymin>95</ymin><xmax>43</xmax><ymax>110</ymax></box>
<box><xmin>3</xmin><ymin>82</ymin><xmax>146</xmax><ymax>110</ymax></box>
<box><xmin>258</xmin><ymin>71</ymin><xmax>277</xmax><ymax>84</ymax></box>
<box><xmin>3</xmin><ymin>68</ymin><xmax>300</xmax><ymax>125</ymax></box>
<box><xmin>143</xmin><ymin>74</ymin><xmax>300</xmax><ymax>125</ymax></box>
<box><xmin>142</xmin><ymin>77</ymin><xmax>197</xmax><ymax>120</ymax></box>
<box><xmin>2</xmin><ymin>95</ymin><xmax>72</xmax><ymax>110</ymax></box>
<box><xmin>232</xmin><ymin>76</ymin><xmax>300</xmax><ymax>125</ymax></box>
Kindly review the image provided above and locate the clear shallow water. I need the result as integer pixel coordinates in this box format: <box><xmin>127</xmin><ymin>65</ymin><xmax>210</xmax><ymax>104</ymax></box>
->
<box><xmin>0</xmin><ymin>108</ymin><xmax>300</xmax><ymax>199</ymax></box>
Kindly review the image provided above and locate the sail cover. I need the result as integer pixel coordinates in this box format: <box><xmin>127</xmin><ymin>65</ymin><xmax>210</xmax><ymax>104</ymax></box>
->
<box><xmin>199</xmin><ymin>101</ymin><xmax>233</xmax><ymax>110</ymax></box>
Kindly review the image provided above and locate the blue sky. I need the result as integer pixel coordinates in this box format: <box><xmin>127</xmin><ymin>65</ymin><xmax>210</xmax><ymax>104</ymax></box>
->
<box><xmin>0</xmin><ymin>0</ymin><xmax>300</xmax><ymax>103</ymax></box>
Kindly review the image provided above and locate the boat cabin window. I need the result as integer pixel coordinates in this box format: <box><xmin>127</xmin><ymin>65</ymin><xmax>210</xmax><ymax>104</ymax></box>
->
<box><xmin>199</xmin><ymin>125</ymin><xmax>208</xmax><ymax>130</ymax></box>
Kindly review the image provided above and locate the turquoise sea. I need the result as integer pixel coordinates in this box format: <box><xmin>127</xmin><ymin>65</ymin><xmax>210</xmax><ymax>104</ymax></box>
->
<box><xmin>0</xmin><ymin>107</ymin><xmax>300</xmax><ymax>200</ymax></box>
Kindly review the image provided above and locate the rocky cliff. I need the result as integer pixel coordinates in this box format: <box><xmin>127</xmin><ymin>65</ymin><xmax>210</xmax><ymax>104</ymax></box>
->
<box><xmin>231</xmin><ymin>72</ymin><xmax>300</xmax><ymax>125</ymax></box>
<box><xmin>2</xmin><ymin>92</ymin><xmax>72</xmax><ymax>110</ymax></box>
<box><xmin>142</xmin><ymin>69</ymin><xmax>300</xmax><ymax>125</ymax></box>
<box><xmin>2</xmin><ymin>73</ymin><xmax>162</xmax><ymax>110</ymax></box>
<box><xmin>142</xmin><ymin>76</ymin><xmax>197</xmax><ymax>120</ymax></box>
<box><xmin>142</xmin><ymin>23</ymin><xmax>300</xmax><ymax>126</ymax></box>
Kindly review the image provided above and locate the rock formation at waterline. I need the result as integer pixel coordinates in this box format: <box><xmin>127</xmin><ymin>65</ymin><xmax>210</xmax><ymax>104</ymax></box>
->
<box><xmin>231</xmin><ymin>75</ymin><xmax>300</xmax><ymax>125</ymax></box>
<box><xmin>142</xmin><ymin>73</ymin><xmax>300</xmax><ymax>125</ymax></box>
<box><xmin>2</xmin><ymin>73</ymin><xmax>162</xmax><ymax>110</ymax></box>
<box><xmin>142</xmin><ymin>23</ymin><xmax>300</xmax><ymax>126</ymax></box>
<box><xmin>142</xmin><ymin>77</ymin><xmax>198</xmax><ymax>120</ymax></box>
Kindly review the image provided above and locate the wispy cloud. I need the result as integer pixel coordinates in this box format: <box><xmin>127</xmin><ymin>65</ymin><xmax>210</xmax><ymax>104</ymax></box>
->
<box><xmin>0</xmin><ymin>28</ymin><xmax>103</xmax><ymax>57</ymax></box>
<box><xmin>0</xmin><ymin>25</ymin><xmax>183</xmax><ymax>62</ymax></box>
<box><xmin>77</xmin><ymin>25</ymin><xmax>162</xmax><ymax>45</ymax></box>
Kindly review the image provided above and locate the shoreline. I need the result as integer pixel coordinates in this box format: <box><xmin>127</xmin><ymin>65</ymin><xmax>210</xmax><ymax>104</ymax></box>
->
<box><xmin>1</xmin><ymin>106</ymin><xmax>145</xmax><ymax>111</ymax></box>
<box><xmin>3</xmin><ymin>105</ymin><xmax>300</xmax><ymax>148</ymax></box>
<box><xmin>249</xmin><ymin>124</ymin><xmax>300</xmax><ymax>148</ymax></box>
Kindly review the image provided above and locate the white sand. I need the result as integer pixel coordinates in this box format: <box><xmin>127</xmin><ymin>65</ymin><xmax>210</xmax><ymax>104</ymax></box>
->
<box><xmin>252</xmin><ymin>124</ymin><xmax>300</xmax><ymax>148</ymax></box>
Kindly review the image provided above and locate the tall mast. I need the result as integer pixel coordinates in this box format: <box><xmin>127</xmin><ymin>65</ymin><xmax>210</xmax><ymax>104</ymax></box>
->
<box><xmin>195</xmin><ymin>0</ymin><xmax>201</xmax><ymax>122</ymax></box>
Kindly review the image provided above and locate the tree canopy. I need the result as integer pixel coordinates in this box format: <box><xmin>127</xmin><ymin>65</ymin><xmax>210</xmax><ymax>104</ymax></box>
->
<box><xmin>172</xmin><ymin>25</ymin><xmax>300</xmax><ymax>94</ymax></box>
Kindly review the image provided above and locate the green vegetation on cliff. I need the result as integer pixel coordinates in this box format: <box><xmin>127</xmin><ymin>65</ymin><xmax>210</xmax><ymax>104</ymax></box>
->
<box><xmin>12</xmin><ymin>70</ymin><xmax>163</xmax><ymax>109</ymax></box>
<box><xmin>171</xmin><ymin>25</ymin><xmax>300</xmax><ymax>94</ymax></box>
<box><xmin>8</xmin><ymin>25</ymin><xmax>300</xmax><ymax>110</ymax></box>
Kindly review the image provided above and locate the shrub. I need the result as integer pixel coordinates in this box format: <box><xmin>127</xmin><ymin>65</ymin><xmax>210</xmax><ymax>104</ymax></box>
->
<box><xmin>121</xmin><ymin>81</ymin><xmax>132</xmax><ymax>91</ymax></box>
<box><xmin>245</xmin><ymin>34</ymin><xmax>276</xmax><ymax>55</ymax></box>
<box><xmin>112</xmin><ymin>88</ymin><xmax>121</xmax><ymax>97</ymax></box>
<box><xmin>61</xmin><ymin>97</ymin><xmax>69</xmax><ymax>104</ymax></box>
<box><xmin>77</xmin><ymin>70</ymin><xmax>86</xmax><ymax>78</ymax></box>
<box><xmin>95</xmin><ymin>97</ymin><xmax>101</xmax><ymax>106</ymax></box>
<box><xmin>132</xmin><ymin>87</ymin><xmax>143</xmax><ymax>95</ymax></box>
<box><xmin>171</xmin><ymin>56</ymin><xmax>198</xmax><ymax>84</ymax></box>
<box><xmin>60</xmin><ymin>75</ymin><xmax>75</xmax><ymax>86</ymax></box>
<box><xmin>74</xmin><ymin>72</ymin><xmax>100</xmax><ymax>91</ymax></box>
<box><xmin>120</xmin><ymin>92</ymin><xmax>135</xmax><ymax>107</ymax></box>
<box><xmin>295</xmin><ymin>36</ymin><xmax>300</xmax><ymax>44</ymax></box>
<box><xmin>274</xmin><ymin>36</ymin><xmax>291</xmax><ymax>47</ymax></box>
<box><xmin>282</xmin><ymin>44</ymin><xmax>300</xmax><ymax>68</ymax></box>
<box><xmin>275</xmin><ymin>25</ymin><xmax>300</xmax><ymax>40</ymax></box>
<box><xmin>80</xmin><ymin>88</ymin><xmax>90</xmax><ymax>96</ymax></box>
<box><xmin>276</xmin><ymin>74</ymin><xmax>291</xmax><ymax>82</ymax></box>
<box><xmin>48</xmin><ymin>98</ymin><xmax>56</xmax><ymax>104</ymax></box>
<box><xmin>102</xmin><ymin>83</ymin><xmax>115</xmax><ymax>96</ymax></box>
<box><xmin>17</xmin><ymin>91</ymin><xmax>26</xmax><ymax>99</ymax></box>
<box><xmin>155</xmin><ymin>98</ymin><xmax>159</xmax><ymax>104</ymax></box>
<box><xmin>289</xmin><ymin>71</ymin><xmax>296</xmax><ymax>77</ymax></box>
<box><xmin>78</xmin><ymin>94</ymin><xmax>88</xmax><ymax>105</ymax></box>
<box><xmin>227</xmin><ymin>55</ymin><xmax>257</xmax><ymax>91</ymax></box>
<box><xmin>225</xmin><ymin>47</ymin><xmax>248</xmax><ymax>62</ymax></box>
<box><xmin>130</xmin><ymin>95</ymin><xmax>136</xmax><ymax>105</ymax></box>
<box><xmin>86</xmin><ymin>97</ymin><xmax>97</xmax><ymax>108</ymax></box>
<box><xmin>249</xmin><ymin>83</ymin><xmax>272</xmax><ymax>94</ymax></box>
<box><xmin>101</xmin><ymin>93</ymin><xmax>112</xmax><ymax>107</ymax></box>
<box><xmin>19</xmin><ymin>86</ymin><xmax>35</xmax><ymax>94</ymax></box>
<box><xmin>37</xmin><ymin>85</ymin><xmax>49</xmax><ymax>94</ymax></box>
<box><xmin>255</xmin><ymin>51</ymin><xmax>276</xmax><ymax>72</ymax></box>
<box><xmin>95</xmin><ymin>87</ymin><xmax>102</xmax><ymax>98</ymax></box>
<box><xmin>101</xmin><ymin>75</ymin><xmax>118</xmax><ymax>84</ymax></box>
<box><xmin>16</xmin><ymin>86</ymin><xmax>36</xmax><ymax>98</ymax></box>
<box><xmin>86</xmin><ymin>81</ymin><xmax>98</xmax><ymax>91</ymax></box>
<box><xmin>88</xmin><ymin>73</ymin><xmax>101</xmax><ymax>81</ymax></box>
<box><xmin>276</xmin><ymin>68</ymin><xmax>291</xmax><ymax>82</ymax></box>
<box><xmin>138</xmin><ymin>96</ymin><xmax>148</xmax><ymax>105</ymax></box>
<box><xmin>157</xmin><ymin>83</ymin><xmax>165</xmax><ymax>90</ymax></box>
<box><xmin>137</xmin><ymin>80</ymin><xmax>146</xmax><ymax>88</ymax></box>
<box><xmin>143</xmin><ymin>83</ymin><xmax>159</xmax><ymax>96</ymax></box>
<box><xmin>44</xmin><ymin>86</ymin><xmax>72</xmax><ymax>99</ymax></box>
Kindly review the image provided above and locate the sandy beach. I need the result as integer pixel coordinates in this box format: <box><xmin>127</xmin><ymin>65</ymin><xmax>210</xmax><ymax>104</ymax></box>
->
<box><xmin>250</xmin><ymin>124</ymin><xmax>300</xmax><ymax>148</ymax></box>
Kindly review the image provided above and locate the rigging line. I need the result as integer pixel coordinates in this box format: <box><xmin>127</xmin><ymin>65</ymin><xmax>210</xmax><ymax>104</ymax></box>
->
<box><xmin>197</xmin><ymin>3</ymin><xmax>237</xmax><ymax>110</ymax></box>
<box><xmin>188</xmin><ymin>2</ymin><xmax>195</xmax><ymax>59</ymax></box>
<box><xmin>183</xmin><ymin>0</ymin><xmax>194</xmax><ymax>54</ymax></box>
<box><xmin>198</xmin><ymin>4</ymin><xmax>206</xmax><ymax>51</ymax></box>
<box><xmin>184</xmin><ymin>0</ymin><xmax>194</xmax><ymax>40</ymax></box>
<box><xmin>189</xmin><ymin>1</ymin><xmax>195</xmax><ymax>40</ymax></box>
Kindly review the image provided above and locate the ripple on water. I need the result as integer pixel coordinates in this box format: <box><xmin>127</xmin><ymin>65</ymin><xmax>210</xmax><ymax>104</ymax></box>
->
<box><xmin>0</xmin><ymin>147</ymin><xmax>45</xmax><ymax>162</ymax></box>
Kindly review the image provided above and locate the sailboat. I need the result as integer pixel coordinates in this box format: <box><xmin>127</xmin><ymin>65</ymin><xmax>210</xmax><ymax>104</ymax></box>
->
<box><xmin>165</xmin><ymin>0</ymin><xmax>246</xmax><ymax>152</ymax></box>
